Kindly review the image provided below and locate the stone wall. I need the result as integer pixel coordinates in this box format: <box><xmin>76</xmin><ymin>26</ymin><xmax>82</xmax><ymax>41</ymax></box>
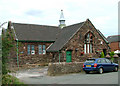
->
<box><xmin>18</xmin><ymin>42</ymin><xmax>52</xmax><ymax>56</ymax></box>
<box><xmin>51</xmin><ymin>19</ymin><xmax>110</xmax><ymax>62</ymax></box>
<box><xmin>8</xmin><ymin>42</ymin><xmax>54</xmax><ymax>68</ymax></box>
<box><xmin>47</xmin><ymin>62</ymin><xmax>84</xmax><ymax>76</ymax></box>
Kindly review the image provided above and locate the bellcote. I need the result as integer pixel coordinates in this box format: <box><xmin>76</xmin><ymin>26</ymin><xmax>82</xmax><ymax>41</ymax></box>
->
<box><xmin>59</xmin><ymin>10</ymin><xmax>66</xmax><ymax>29</ymax></box>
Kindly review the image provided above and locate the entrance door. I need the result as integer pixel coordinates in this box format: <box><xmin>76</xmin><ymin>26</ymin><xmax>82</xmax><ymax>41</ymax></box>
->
<box><xmin>66</xmin><ymin>51</ymin><xmax>72</xmax><ymax>62</ymax></box>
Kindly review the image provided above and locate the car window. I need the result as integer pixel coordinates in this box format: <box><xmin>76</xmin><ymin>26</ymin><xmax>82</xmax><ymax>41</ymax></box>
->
<box><xmin>85</xmin><ymin>59</ymin><xmax>95</xmax><ymax>63</ymax></box>
<box><xmin>97</xmin><ymin>59</ymin><xmax>101</xmax><ymax>63</ymax></box>
<box><xmin>100</xmin><ymin>59</ymin><xmax>106</xmax><ymax>63</ymax></box>
<box><xmin>105</xmin><ymin>59</ymin><xmax>111</xmax><ymax>63</ymax></box>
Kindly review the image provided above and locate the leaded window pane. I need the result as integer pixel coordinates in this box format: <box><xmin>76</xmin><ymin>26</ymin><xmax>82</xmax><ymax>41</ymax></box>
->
<box><xmin>43</xmin><ymin>45</ymin><xmax>46</xmax><ymax>54</ymax></box>
<box><xmin>39</xmin><ymin>45</ymin><xmax>42</xmax><ymax>54</ymax></box>
<box><xmin>27</xmin><ymin>45</ymin><xmax>30</xmax><ymax>55</ymax></box>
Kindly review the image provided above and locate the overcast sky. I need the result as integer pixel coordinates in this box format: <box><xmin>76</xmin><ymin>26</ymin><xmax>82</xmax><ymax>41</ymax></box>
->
<box><xmin>0</xmin><ymin>0</ymin><xmax>119</xmax><ymax>37</ymax></box>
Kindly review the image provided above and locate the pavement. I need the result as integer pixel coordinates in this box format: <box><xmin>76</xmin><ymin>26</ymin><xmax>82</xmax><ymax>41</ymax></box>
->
<box><xmin>10</xmin><ymin>66</ymin><xmax>119</xmax><ymax>84</ymax></box>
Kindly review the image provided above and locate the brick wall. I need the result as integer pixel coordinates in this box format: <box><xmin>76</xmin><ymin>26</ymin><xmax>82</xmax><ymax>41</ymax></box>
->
<box><xmin>109</xmin><ymin>42</ymin><xmax>120</xmax><ymax>51</ymax></box>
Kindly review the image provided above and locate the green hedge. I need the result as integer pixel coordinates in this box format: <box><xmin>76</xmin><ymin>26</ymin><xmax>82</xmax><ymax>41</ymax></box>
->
<box><xmin>2</xmin><ymin>74</ymin><xmax>27</xmax><ymax>86</ymax></box>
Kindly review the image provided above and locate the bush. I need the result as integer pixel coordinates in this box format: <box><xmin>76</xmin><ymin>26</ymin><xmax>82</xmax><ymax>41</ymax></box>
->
<box><xmin>2</xmin><ymin>29</ymin><xmax>26</xmax><ymax>85</ymax></box>
<box><xmin>2</xmin><ymin>74</ymin><xmax>27</xmax><ymax>85</ymax></box>
<box><xmin>2</xmin><ymin>31</ymin><xmax>14</xmax><ymax>75</ymax></box>
<box><xmin>110</xmin><ymin>51</ymin><xmax>115</xmax><ymax>62</ymax></box>
<box><xmin>100</xmin><ymin>51</ymin><xmax>104</xmax><ymax>58</ymax></box>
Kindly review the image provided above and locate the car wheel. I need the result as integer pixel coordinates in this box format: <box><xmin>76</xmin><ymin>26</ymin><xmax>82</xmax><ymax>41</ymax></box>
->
<box><xmin>99</xmin><ymin>68</ymin><xmax>103</xmax><ymax>74</ymax></box>
<box><xmin>114</xmin><ymin>67</ymin><xmax>118</xmax><ymax>72</ymax></box>
<box><xmin>85</xmin><ymin>71</ymin><xmax>90</xmax><ymax>74</ymax></box>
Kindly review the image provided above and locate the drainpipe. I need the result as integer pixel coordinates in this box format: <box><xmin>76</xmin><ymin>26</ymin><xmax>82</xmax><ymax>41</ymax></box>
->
<box><xmin>16</xmin><ymin>38</ymin><xmax>19</xmax><ymax>70</ymax></box>
<box><xmin>59</xmin><ymin>51</ymin><xmax>61</xmax><ymax>64</ymax></box>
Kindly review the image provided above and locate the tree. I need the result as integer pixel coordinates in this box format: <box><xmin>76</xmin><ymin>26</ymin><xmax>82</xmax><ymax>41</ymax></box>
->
<box><xmin>100</xmin><ymin>51</ymin><xmax>104</xmax><ymax>58</ymax></box>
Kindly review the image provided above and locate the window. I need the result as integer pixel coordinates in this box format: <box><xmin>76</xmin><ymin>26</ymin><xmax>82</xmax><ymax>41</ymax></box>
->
<box><xmin>101</xmin><ymin>59</ymin><xmax>106</xmax><ymax>63</ymax></box>
<box><xmin>31</xmin><ymin>45</ymin><xmax>35</xmax><ymax>54</ymax></box>
<box><xmin>84</xmin><ymin>44</ymin><xmax>86</xmax><ymax>54</ymax></box>
<box><xmin>38</xmin><ymin>45</ymin><xmax>46</xmax><ymax>54</ymax></box>
<box><xmin>97</xmin><ymin>60</ymin><xmax>101</xmax><ymax>63</ymax></box>
<box><xmin>90</xmin><ymin>44</ymin><xmax>92</xmax><ymax>53</ymax></box>
<box><xmin>105</xmin><ymin>59</ymin><xmax>111</xmax><ymax>63</ymax></box>
<box><xmin>43</xmin><ymin>45</ymin><xmax>46</xmax><ymax>54</ymax></box>
<box><xmin>39</xmin><ymin>45</ymin><xmax>42</xmax><ymax>54</ymax></box>
<box><xmin>87</xmin><ymin>44</ymin><xmax>89</xmax><ymax>53</ymax></box>
<box><xmin>84</xmin><ymin>32</ymin><xmax>94</xmax><ymax>54</ymax></box>
<box><xmin>85</xmin><ymin>59</ymin><xmax>95</xmax><ymax>63</ymax></box>
<box><xmin>31</xmin><ymin>45</ymin><xmax>34</xmax><ymax>50</ymax></box>
<box><xmin>27</xmin><ymin>45</ymin><xmax>30</xmax><ymax>55</ymax></box>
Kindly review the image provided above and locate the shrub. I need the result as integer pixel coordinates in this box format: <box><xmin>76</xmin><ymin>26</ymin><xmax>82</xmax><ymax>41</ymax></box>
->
<box><xmin>2</xmin><ymin>74</ymin><xmax>26</xmax><ymax>85</ymax></box>
<box><xmin>110</xmin><ymin>51</ymin><xmax>115</xmax><ymax>62</ymax></box>
<box><xmin>100</xmin><ymin>51</ymin><xmax>104</xmax><ymax>58</ymax></box>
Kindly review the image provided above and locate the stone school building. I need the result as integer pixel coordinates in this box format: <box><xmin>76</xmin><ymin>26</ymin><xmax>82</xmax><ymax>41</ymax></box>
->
<box><xmin>8</xmin><ymin>10</ymin><xmax>110</xmax><ymax>66</ymax></box>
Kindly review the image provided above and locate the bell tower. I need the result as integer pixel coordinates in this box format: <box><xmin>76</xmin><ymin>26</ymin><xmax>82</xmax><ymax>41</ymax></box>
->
<box><xmin>59</xmin><ymin>10</ymin><xmax>66</xmax><ymax>29</ymax></box>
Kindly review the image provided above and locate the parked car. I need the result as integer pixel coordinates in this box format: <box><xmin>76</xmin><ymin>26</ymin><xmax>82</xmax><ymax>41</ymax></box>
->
<box><xmin>83</xmin><ymin>58</ymin><xmax>119</xmax><ymax>74</ymax></box>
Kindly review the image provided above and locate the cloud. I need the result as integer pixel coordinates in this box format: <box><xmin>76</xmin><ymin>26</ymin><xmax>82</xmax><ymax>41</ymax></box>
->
<box><xmin>0</xmin><ymin>0</ymin><xmax>119</xmax><ymax>36</ymax></box>
<box><xmin>25</xmin><ymin>10</ymin><xmax>43</xmax><ymax>17</ymax></box>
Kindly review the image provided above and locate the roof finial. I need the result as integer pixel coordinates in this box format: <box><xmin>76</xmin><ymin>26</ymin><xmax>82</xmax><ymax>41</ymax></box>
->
<box><xmin>59</xmin><ymin>10</ymin><xmax>66</xmax><ymax>29</ymax></box>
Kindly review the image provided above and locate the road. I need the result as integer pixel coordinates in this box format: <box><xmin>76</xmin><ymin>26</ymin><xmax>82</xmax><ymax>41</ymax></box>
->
<box><xmin>10</xmin><ymin>67</ymin><xmax>119</xmax><ymax>84</ymax></box>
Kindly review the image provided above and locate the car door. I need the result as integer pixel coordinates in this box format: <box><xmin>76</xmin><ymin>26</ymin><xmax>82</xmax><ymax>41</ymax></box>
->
<box><xmin>105</xmin><ymin>59</ymin><xmax>114</xmax><ymax>71</ymax></box>
<box><xmin>100</xmin><ymin>59</ymin><xmax>108</xmax><ymax>71</ymax></box>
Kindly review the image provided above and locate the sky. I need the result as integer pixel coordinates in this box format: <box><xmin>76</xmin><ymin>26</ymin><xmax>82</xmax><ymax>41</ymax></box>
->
<box><xmin>0</xmin><ymin>0</ymin><xmax>119</xmax><ymax>37</ymax></box>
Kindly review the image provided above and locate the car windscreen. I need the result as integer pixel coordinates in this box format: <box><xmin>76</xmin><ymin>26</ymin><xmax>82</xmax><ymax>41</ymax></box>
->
<box><xmin>85</xmin><ymin>59</ymin><xmax>95</xmax><ymax>64</ymax></box>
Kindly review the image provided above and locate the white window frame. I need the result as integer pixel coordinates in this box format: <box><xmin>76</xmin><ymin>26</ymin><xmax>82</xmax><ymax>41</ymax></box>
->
<box><xmin>39</xmin><ymin>45</ymin><xmax>42</xmax><ymax>54</ymax></box>
<box><xmin>27</xmin><ymin>45</ymin><xmax>30</xmax><ymax>55</ymax></box>
<box><xmin>84</xmin><ymin>44</ymin><xmax>86</xmax><ymax>54</ymax></box>
<box><xmin>87</xmin><ymin>44</ymin><xmax>89</xmax><ymax>53</ymax></box>
<box><xmin>31</xmin><ymin>45</ymin><xmax>35</xmax><ymax>55</ymax></box>
<box><xmin>90</xmin><ymin>44</ymin><xmax>92</xmax><ymax>53</ymax></box>
<box><xmin>43</xmin><ymin>45</ymin><xmax>46</xmax><ymax>54</ymax></box>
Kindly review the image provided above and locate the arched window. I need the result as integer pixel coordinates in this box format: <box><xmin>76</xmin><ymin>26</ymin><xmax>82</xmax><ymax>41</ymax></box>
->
<box><xmin>84</xmin><ymin>32</ymin><xmax>94</xmax><ymax>54</ymax></box>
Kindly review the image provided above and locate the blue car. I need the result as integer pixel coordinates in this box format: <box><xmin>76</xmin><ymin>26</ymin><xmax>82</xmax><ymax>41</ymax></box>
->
<box><xmin>83</xmin><ymin>58</ymin><xmax>119</xmax><ymax>74</ymax></box>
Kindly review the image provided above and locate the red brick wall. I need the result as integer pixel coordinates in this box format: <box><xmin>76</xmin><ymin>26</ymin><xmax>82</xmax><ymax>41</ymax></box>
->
<box><xmin>109</xmin><ymin>42</ymin><xmax>120</xmax><ymax>51</ymax></box>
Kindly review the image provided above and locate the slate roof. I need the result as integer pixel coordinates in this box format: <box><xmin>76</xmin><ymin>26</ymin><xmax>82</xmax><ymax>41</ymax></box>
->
<box><xmin>96</xmin><ymin>29</ymin><xmax>109</xmax><ymax>43</ymax></box>
<box><xmin>11</xmin><ymin>20</ymin><xmax>108</xmax><ymax>52</ymax></box>
<box><xmin>12</xmin><ymin>23</ymin><xmax>61</xmax><ymax>41</ymax></box>
<box><xmin>107</xmin><ymin>35</ymin><xmax>120</xmax><ymax>43</ymax></box>
<box><xmin>47</xmin><ymin>22</ymin><xmax>85</xmax><ymax>52</ymax></box>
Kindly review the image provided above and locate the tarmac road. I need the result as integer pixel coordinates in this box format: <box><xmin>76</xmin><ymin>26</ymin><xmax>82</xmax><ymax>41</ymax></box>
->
<box><xmin>11</xmin><ymin>67</ymin><xmax>119</xmax><ymax>84</ymax></box>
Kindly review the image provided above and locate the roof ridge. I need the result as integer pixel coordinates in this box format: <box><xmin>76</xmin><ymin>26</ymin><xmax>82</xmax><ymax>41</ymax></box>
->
<box><xmin>107</xmin><ymin>35</ymin><xmax>120</xmax><ymax>38</ymax></box>
<box><xmin>63</xmin><ymin>21</ymin><xmax>85</xmax><ymax>28</ymax></box>
<box><xmin>12</xmin><ymin>22</ymin><xmax>59</xmax><ymax>28</ymax></box>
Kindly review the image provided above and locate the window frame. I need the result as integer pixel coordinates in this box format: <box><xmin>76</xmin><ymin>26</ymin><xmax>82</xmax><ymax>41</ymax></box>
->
<box><xmin>105</xmin><ymin>59</ymin><xmax>111</xmax><ymax>63</ymax></box>
<box><xmin>84</xmin><ymin>32</ymin><xmax>94</xmax><ymax>54</ymax></box>
<box><xmin>27</xmin><ymin>45</ymin><xmax>30</xmax><ymax>55</ymax></box>
<box><xmin>43</xmin><ymin>45</ymin><xmax>46</xmax><ymax>54</ymax></box>
<box><xmin>100</xmin><ymin>59</ymin><xmax>106</xmax><ymax>63</ymax></box>
<box><xmin>38</xmin><ymin>45</ymin><xmax>42</xmax><ymax>54</ymax></box>
<box><xmin>31</xmin><ymin>45</ymin><xmax>35</xmax><ymax>55</ymax></box>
